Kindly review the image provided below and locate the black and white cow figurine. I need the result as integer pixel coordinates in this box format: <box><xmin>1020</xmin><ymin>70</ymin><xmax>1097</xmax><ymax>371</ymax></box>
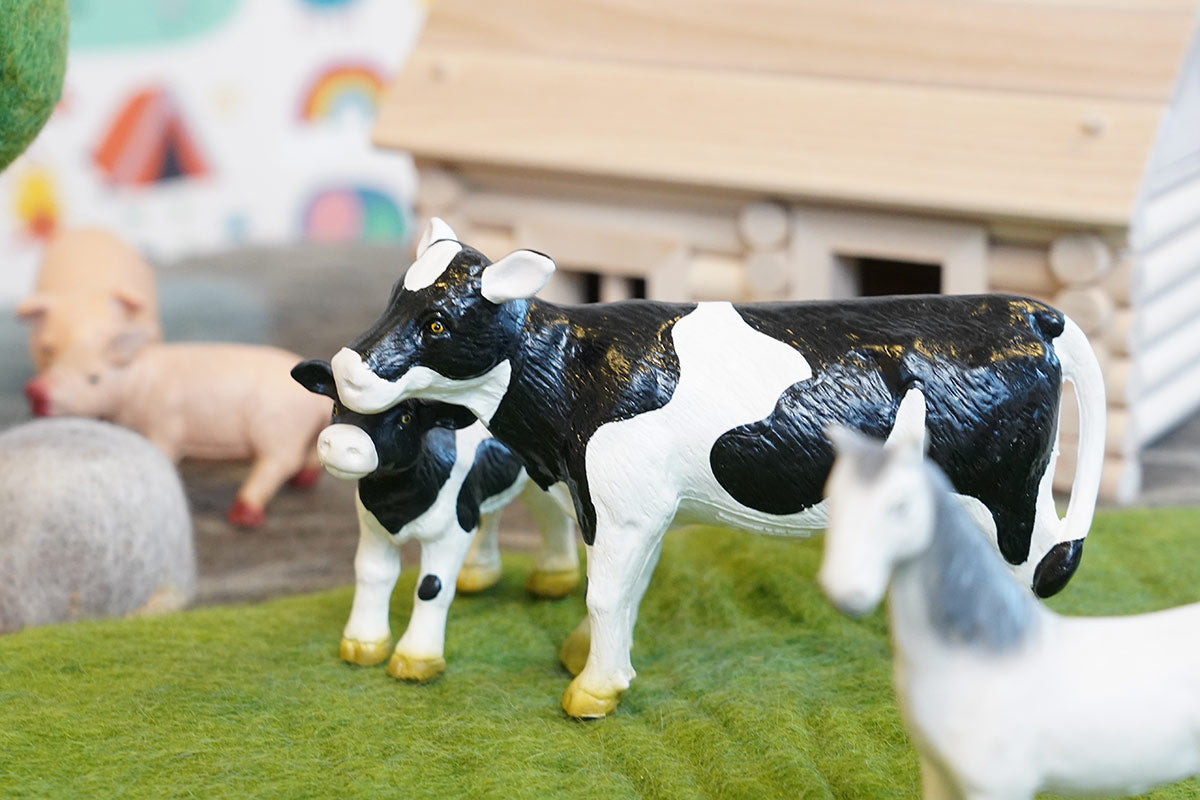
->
<box><xmin>328</xmin><ymin>218</ymin><xmax>1106</xmax><ymax>717</ymax></box>
<box><xmin>291</xmin><ymin>359</ymin><xmax>579</xmax><ymax>683</ymax></box>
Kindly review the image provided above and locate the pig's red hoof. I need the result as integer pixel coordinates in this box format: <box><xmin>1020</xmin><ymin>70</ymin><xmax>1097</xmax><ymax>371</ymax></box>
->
<box><xmin>288</xmin><ymin>467</ymin><xmax>321</xmax><ymax>490</ymax></box>
<box><xmin>24</xmin><ymin>379</ymin><xmax>51</xmax><ymax>417</ymax></box>
<box><xmin>227</xmin><ymin>499</ymin><xmax>266</xmax><ymax>528</ymax></box>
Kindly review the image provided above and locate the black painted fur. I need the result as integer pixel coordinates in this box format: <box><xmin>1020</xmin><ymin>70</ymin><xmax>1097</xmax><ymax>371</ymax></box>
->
<box><xmin>456</xmin><ymin>438</ymin><xmax>525</xmax><ymax>532</ymax></box>
<box><xmin>711</xmin><ymin>295</ymin><xmax>1063</xmax><ymax>565</ymax></box>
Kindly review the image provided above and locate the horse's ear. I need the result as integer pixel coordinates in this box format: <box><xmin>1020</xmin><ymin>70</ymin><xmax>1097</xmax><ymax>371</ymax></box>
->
<box><xmin>480</xmin><ymin>249</ymin><xmax>556</xmax><ymax>303</ymax></box>
<box><xmin>826</xmin><ymin>423</ymin><xmax>872</xmax><ymax>455</ymax></box>
<box><xmin>416</xmin><ymin>217</ymin><xmax>458</xmax><ymax>257</ymax></box>
<box><xmin>884</xmin><ymin>386</ymin><xmax>928</xmax><ymax>458</ymax></box>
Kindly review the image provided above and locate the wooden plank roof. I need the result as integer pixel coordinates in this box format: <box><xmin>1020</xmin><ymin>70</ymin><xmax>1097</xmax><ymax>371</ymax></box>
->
<box><xmin>374</xmin><ymin>0</ymin><xmax>1199</xmax><ymax>227</ymax></box>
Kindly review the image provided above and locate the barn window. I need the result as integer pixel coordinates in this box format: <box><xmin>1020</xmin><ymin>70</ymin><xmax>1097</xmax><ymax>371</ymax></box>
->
<box><xmin>837</xmin><ymin>256</ymin><xmax>942</xmax><ymax>296</ymax></box>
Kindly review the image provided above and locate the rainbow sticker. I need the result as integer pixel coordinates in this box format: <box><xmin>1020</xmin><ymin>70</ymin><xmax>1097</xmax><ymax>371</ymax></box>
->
<box><xmin>297</xmin><ymin>63</ymin><xmax>386</xmax><ymax>123</ymax></box>
<box><xmin>302</xmin><ymin>187</ymin><xmax>405</xmax><ymax>242</ymax></box>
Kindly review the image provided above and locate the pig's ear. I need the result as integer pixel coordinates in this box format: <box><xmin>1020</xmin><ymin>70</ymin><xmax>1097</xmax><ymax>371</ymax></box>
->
<box><xmin>112</xmin><ymin>290</ymin><xmax>146</xmax><ymax>320</ymax></box>
<box><xmin>14</xmin><ymin>294</ymin><xmax>51</xmax><ymax>322</ymax></box>
<box><xmin>108</xmin><ymin>328</ymin><xmax>154</xmax><ymax>366</ymax></box>
<box><xmin>291</xmin><ymin>359</ymin><xmax>339</xmax><ymax>400</ymax></box>
<box><xmin>480</xmin><ymin>249</ymin><xmax>556</xmax><ymax>304</ymax></box>
<box><xmin>416</xmin><ymin>217</ymin><xmax>459</xmax><ymax>257</ymax></box>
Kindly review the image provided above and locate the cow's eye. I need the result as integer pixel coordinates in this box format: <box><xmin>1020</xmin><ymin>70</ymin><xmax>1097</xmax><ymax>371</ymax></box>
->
<box><xmin>400</xmin><ymin>413</ymin><xmax>413</xmax><ymax>425</ymax></box>
<box><xmin>429</xmin><ymin>320</ymin><xmax>445</xmax><ymax>334</ymax></box>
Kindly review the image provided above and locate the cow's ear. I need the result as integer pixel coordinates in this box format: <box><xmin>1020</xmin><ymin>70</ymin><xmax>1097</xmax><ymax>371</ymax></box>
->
<box><xmin>419</xmin><ymin>401</ymin><xmax>478</xmax><ymax>431</ymax></box>
<box><xmin>480</xmin><ymin>249</ymin><xmax>556</xmax><ymax>304</ymax></box>
<box><xmin>416</xmin><ymin>217</ymin><xmax>459</xmax><ymax>257</ymax></box>
<box><xmin>291</xmin><ymin>359</ymin><xmax>339</xmax><ymax>400</ymax></box>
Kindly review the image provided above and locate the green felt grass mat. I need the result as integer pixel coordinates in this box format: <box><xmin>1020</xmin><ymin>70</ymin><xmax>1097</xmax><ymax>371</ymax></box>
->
<box><xmin>2</xmin><ymin>508</ymin><xmax>1199</xmax><ymax>799</ymax></box>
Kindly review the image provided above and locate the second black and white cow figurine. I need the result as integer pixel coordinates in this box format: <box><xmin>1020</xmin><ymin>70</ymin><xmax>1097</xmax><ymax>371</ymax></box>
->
<box><xmin>291</xmin><ymin>359</ymin><xmax>579</xmax><ymax>683</ymax></box>
<box><xmin>328</xmin><ymin>218</ymin><xmax>1106</xmax><ymax>717</ymax></box>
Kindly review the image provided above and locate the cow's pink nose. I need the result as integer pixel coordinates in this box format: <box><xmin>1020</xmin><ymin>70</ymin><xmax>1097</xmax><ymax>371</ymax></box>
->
<box><xmin>24</xmin><ymin>377</ymin><xmax>51</xmax><ymax>417</ymax></box>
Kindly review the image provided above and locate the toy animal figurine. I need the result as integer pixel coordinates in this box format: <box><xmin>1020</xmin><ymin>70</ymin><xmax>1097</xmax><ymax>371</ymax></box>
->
<box><xmin>25</xmin><ymin>338</ymin><xmax>330</xmax><ymax>527</ymax></box>
<box><xmin>819</xmin><ymin>414</ymin><xmax>1200</xmax><ymax>800</ymax></box>
<box><xmin>16</xmin><ymin>227</ymin><xmax>162</xmax><ymax>373</ymax></box>
<box><xmin>292</xmin><ymin>359</ymin><xmax>579</xmax><ymax>681</ymax></box>
<box><xmin>327</xmin><ymin>218</ymin><xmax>1105</xmax><ymax>718</ymax></box>
<box><xmin>0</xmin><ymin>418</ymin><xmax>195</xmax><ymax>632</ymax></box>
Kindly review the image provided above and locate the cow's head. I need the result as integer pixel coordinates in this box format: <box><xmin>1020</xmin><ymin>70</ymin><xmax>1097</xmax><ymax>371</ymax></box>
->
<box><xmin>331</xmin><ymin>218</ymin><xmax>555</xmax><ymax>421</ymax></box>
<box><xmin>292</xmin><ymin>358</ymin><xmax>475</xmax><ymax>480</ymax></box>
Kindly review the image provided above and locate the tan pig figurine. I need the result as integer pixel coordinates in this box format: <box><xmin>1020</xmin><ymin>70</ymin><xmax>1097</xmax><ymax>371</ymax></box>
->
<box><xmin>25</xmin><ymin>338</ymin><xmax>331</xmax><ymax>527</ymax></box>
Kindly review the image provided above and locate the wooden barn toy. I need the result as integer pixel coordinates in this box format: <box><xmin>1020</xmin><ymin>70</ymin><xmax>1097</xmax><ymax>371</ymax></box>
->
<box><xmin>373</xmin><ymin>0</ymin><xmax>1200</xmax><ymax>503</ymax></box>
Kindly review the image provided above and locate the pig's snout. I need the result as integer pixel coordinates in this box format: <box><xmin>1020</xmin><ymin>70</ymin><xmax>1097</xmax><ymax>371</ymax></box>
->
<box><xmin>24</xmin><ymin>377</ymin><xmax>52</xmax><ymax>417</ymax></box>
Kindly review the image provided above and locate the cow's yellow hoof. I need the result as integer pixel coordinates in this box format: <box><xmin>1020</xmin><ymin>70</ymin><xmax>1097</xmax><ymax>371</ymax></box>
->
<box><xmin>456</xmin><ymin>563</ymin><xmax>502</xmax><ymax>594</ymax></box>
<box><xmin>562</xmin><ymin>679</ymin><xmax>621</xmax><ymax>719</ymax></box>
<box><xmin>386</xmin><ymin>652</ymin><xmax>447</xmax><ymax>682</ymax></box>
<box><xmin>340</xmin><ymin>637</ymin><xmax>392</xmax><ymax>666</ymax></box>
<box><xmin>558</xmin><ymin>624</ymin><xmax>590</xmax><ymax>677</ymax></box>
<box><xmin>526</xmin><ymin>567</ymin><xmax>580</xmax><ymax>599</ymax></box>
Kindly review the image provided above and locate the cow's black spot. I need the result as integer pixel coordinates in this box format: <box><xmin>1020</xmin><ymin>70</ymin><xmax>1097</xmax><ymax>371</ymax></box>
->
<box><xmin>417</xmin><ymin>575</ymin><xmax>442</xmax><ymax>601</ymax></box>
<box><xmin>457</xmin><ymin>438</ymin><xmax>525</xmax><ymax>532</ymax></box>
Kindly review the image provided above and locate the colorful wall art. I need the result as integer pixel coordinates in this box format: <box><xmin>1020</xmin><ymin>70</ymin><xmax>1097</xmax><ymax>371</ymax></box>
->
<box><xmin>0</xmin><ymin>0</ymin><xmax>421</xmax><ymax>305</ymax></box>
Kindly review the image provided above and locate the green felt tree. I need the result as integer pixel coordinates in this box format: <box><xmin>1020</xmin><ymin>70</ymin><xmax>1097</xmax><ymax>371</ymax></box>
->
<box><xmin>0</xmin><ymin>0</ymin><xmax>69</xmax><ymax>171</ymax></box>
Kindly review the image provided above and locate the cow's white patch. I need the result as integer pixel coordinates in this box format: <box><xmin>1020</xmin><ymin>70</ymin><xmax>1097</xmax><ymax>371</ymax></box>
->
<box><xmin>584</xmin><ymin>302</ymin><xmax>824</xmax><ymax>535</ymax></box>
<box><xmin>416</xmin><ymin>217</ymin><xmax>459</xmax><ymax>257</ymax></box>
<box><xmin>317</xmin><ymin>423</ymin><xmax>379</xmax><ymax>481</ymax></box>
<box><xmin>332</xmin><ymin>347</ymin><xmax>512</xmax><ymax>423</ymax></box>
<box><xmin>403</xmin><ymin>239</ymin><xmax>462</xmax><ymax>292</ymax></box>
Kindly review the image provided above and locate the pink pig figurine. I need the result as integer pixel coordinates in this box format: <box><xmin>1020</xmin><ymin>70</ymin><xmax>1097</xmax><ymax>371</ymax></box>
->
<box><xmin>24</xmin><ymin>339</ymin><xmax>331</xmax><ymax>527</ymax></box>
<box><xmin>16</xmin><ymin>227</ymin><xmax>162</xmax><ymax>373</ymax></box>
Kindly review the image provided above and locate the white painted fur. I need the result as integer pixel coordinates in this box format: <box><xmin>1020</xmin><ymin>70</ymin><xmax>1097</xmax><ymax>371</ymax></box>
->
<box><xmin>0</xmin><ymin>418</ymin><xmax>195</xmax><ymax>632</ymax></box>
<box><xmin>324</xmin><ymin>420</ymin><xmax>578</xmax><ymax>675</ymax></box>
<box><xmin>403</xmin><ymin>238</ymin><xmax>462</xmax><ymax>292</ymax></box>
<box><xmin>820</xmin><ymin>422</ymin><xmax>1200</xmax><ymax>800</ymax></box>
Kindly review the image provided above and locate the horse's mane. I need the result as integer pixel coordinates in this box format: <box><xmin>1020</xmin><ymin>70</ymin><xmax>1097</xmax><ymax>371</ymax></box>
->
<box><xmin>915</xmin><ymin>465</ymin><xmax>1039</xmax><ymax>652</ymax></box>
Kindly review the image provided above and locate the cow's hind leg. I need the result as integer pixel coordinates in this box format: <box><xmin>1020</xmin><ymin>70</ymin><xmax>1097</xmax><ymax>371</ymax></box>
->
<box><xmin>562</xmin><ymin>521</ymin><xmax>666</xmax><ymax>719</ymax></box>
<box><xmin>341</xmin><ymin>503</ymin><xmax>400</xmax><ymax>666</ymax></box>
<box><xmin>457</xmin><ymin>512</ymin><xmax>502</xmax><ymax>594</ymax></box>
<box><xmin>522</xmin><ymin>482</ymin><xmax>580</xmax><ymax>599</ymax></box>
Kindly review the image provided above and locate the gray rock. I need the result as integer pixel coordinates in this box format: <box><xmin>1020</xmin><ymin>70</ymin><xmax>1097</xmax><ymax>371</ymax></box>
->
<box><xmin>0</xmin><ymin>418</ymin><xmax>195</xmax><ymax>632</ymax></box>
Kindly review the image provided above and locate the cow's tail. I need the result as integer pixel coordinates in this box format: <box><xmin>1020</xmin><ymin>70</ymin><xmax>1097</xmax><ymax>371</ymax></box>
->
<box><xmin>1033</xmin><ymin>314</ymin><xmax>1106</xmax><ymax>596</ymax></box>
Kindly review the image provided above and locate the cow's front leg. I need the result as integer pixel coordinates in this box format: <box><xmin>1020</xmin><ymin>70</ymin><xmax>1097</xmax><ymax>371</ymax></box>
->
<box><xmin>456</xmin><ymin>512</ymin><xmax>502</xmax><ymax>594</ymax></box>
<box><xmin>341</xmin><ymin>499</ymin><xmax>401</xmax><ymax>666</ymax></box>
<box><xmin>521</xmin><ymin>482</ymin><xmax>580</xmax><ymax>599</ymax></box>
<box><xmin>388</xmin><ymin>528</ymin><xmax>475</xmax><ymax>682</ymax></box>
<box><xmin>560</xmin><ymin>536</ymin><xmax>662</xmax><ymax>677</ymax></box>
<box><xmin>562</xmin><ymin>522</ymin><xmax>665</xmax><ymax>719</ymax></box>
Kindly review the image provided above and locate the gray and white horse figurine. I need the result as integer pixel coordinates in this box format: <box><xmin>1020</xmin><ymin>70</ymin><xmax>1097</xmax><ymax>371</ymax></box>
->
<box><xmin>819</xmin><ymin>419</ymin><xmax>1200</xmax><ymax>800</ymax></box>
